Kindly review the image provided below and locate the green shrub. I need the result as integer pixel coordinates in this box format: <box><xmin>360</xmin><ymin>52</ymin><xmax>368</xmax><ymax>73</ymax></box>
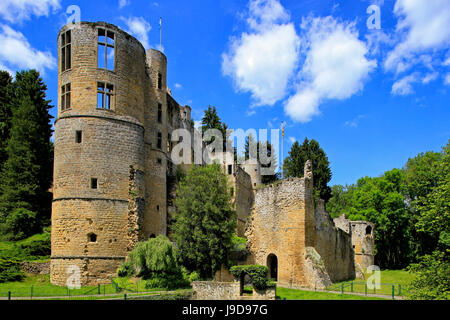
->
<box><xmin>406</xmin><ymin>251</ymin><xmax>449</xmax><ymax>300</ymax></box>
<box><xmin>117</xmin><ymin>235</ymin><xmax>189</xmax><ymax>290</ymax></box>
<box><xmin>144</xmin><ymin>274</ymin><xmax>189</xmax><ymax>290</ymax></box>
<box><xmin>0</xmin><ymin>258</ymin><xmax>25</xmax><ymax>283</ymax></box>
<box><xmin>231</xmin><ymin>234</ymin><xmax>247</xmax><ymax>251</ymax></box>
<box><xmin>229</xmin><ymin>265</ymin><xmax>270</xmax><ymax>290</ymax></box>
<box><xmin>19</xmin><ymin>232</ymin><xmax>51</xmax><ymax>257</ymax></box>
<box><xmin>117</xmin><ymin>260</ymin><xmax>135</xmax><ymax>278</ymax></box>
<box><xmin>3</xmin><ymin>208</ymin><xmax>39</xmax><ymax>241</ymax></box>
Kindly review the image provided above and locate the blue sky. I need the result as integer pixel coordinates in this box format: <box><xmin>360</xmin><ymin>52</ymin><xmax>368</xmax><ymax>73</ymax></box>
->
<box><xmin>0</xmin><ymin>0</ymin><xmax>449</xmax><ymax>186</ymax></box>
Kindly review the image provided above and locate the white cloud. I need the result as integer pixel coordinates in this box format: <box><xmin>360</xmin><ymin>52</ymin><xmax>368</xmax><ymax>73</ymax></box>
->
<box><xmin>391</xmin><ymin>73</ymin><xmax>418</xmax><ymax>96</ymax></box>
<box><xmin>422</xmin><ymin>72</ymin><xmax>438</xmax><ymax>84</ymax></box>
<box><xmin>174</xmin><ymin>83</ymin><xmax>182</xmax><ymax>89</ymax></box>
<box><xmin>445</xmin><ymin>74</ymin><xmax>450</xmax><ymax>86</ymax></box>
<box><xmin>0</xmin><ymin>24</ymin><xmax>56</xmax><ymax>75</ymax></box>
<box><xmin>121</xmin><ymin>16</ymin><xmax>151</xmax><ymax>49</ymax></box>
<box><xmin>288</xmin><ymin>136</ymin><xmax>296</xmax><ymax>143</ymax></box>
<box><xmin>285</xmin><ymin>16</ymin><xmax>376</xmax><ymax>123</ymax></box>
<box><xmin>119</xmin><ymin>0</ymin><xmax>130</xmax><ymax>9</ymax></box>
<box><xmin>267</xmin><ymin>117</ymin><xmax>278</xmax><ymax>128</ymax></box>
<box><xmin>384</xmin><ymin>0</ymin><xmax>450</xmax><ymax>73</ymax></box>
<box><xmin>222</xmin><ymin>0</ymin><xmax>300</xmax><ymax>106</ymax></box>
<box><xmin>0</xmin><ymin>0</ymin><xmax>61</xmax><ymax>24</ymax></box>
<box><xmin>344</xmin><ymin>115</ymin><xmax>365</xmax><ymax>128</ymax></box>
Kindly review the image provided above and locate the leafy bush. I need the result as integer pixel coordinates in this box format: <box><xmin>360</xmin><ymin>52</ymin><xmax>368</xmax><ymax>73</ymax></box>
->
<box><xmin>18</xmin><ymin>232</ymin><xmax>51</xmax><ymax>257</ymax></box>
<box><xmin>406</xmin><ymin>251</ymin><xmax>449</xmax><ymax>300</ymax></box>
<box><xmin>231</xmin><ymin>235</ymin><xmax>247</xmax><ymax>251</ymax></box>
<box><xmin>229</xmin><ymin>265</ymin><xmax>271</xmax><ymax>290</ymax></box>
<box><xmin>117</xmin><ymin>236</ymin><xmax>189</xmax><ymax>289</ymax></box>
<box><xmin>0</xmin><ymin>258</ymin><xmax>25</xmax><ymax>282</ymax></box>
<box><xmin>117</xmin><ymin>260</ymin><xmax>135</xmax><ymax>278</ymax></box>
<box><xmin>2</xmin><ymin>208</ymin><xmax>39</xmax><ymax>241</ymax></box>
<box><xmin>144</xmin><ymin>274</ymin><xmax>189</xmax><ymax>290</ymax></box>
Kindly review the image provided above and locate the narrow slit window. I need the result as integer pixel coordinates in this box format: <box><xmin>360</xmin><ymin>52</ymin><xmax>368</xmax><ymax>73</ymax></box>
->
<box><xmin>91</xmin><ymin>178</ymin><xmax>98</xmax><ymax>189</ymax></box>
<box><xmin>61</xmin><ymin>83</ymin><xmax>71</xmax><ymax>111</ymax></box>
<box><xmin>228</xmin><ymin>165</ymin><xmax>233</xmax><ymax>175</ymax></box>
<box><xmin>157</xmin><ymin>73</ymin><xmax>162</xmax><ymax>89</ymax></box>
<box><xmin>98</xmin><ymin>28</ymin><xmax>115</xmax><ymax>71</ymax></box>
<box><xmin>76</xmin><ymin>131</ymin><xmax>82</xmax><ymax>143</ymax></box>
<box><xmin>157</xmin><ymin>103</ymin><xmax>162</xmax><ymax>123</ymax></box>
<box><xmin>61</xmin><ymin>30</ymin><xmax>71</xmax><ymax>72</ymax></box>
<box><xmin>97</xmin><ymin>82</ymin><xmax>114</xmax><ymax>109</ymax></box>
<box><xmin>157</xmin><ymin>132</ymin><xmax>162</xmax><ymax>149</ymax></box>
<box><xmin>167</xmin><ymin>133</ymin><xmax>171</xmax><ymax>152</ymax></box>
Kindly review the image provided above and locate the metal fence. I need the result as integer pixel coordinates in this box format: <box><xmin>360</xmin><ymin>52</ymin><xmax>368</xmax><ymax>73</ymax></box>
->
<box><xmin>325</xmin><ymin>281</ymin><xmax>406</xmax><ymax>299</ymax></box>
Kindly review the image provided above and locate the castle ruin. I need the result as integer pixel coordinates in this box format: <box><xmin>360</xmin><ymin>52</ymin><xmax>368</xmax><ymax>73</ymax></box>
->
<box><xmin>50</xmin><ymin>22</ymin><xmax>374</xmax><ymax>288</ymax></box>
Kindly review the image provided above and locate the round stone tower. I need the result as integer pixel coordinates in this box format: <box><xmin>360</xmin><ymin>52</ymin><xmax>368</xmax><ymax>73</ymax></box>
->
<box><xmin>142</xmin><ymin>48</ymin><xmax>169</xmax><ymax>238</ymax></box>
<box><xmin>50</xmin><ymin>22</ymin><xmax>147</xmax><ymax>286</ymax></box>
<box><xmin>350</xmin><ymin>221</ymin><xmax>375</xmax><ymax>270</ymax></box>
<box><xmin>241</xmin><ymin>159</ymin><xmax>262</xmax><ymax>188</ymax></box>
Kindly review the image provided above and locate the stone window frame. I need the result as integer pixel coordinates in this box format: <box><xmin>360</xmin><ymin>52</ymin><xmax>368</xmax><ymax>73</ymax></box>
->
<box><xmin>97</xmin><ymin>27</ymin><xmax>115</xmax><ymax>71</ymax></box>
<box><xmin>157</xmin><ymin>132</ymin><xmax>162</xmax><ymax>149</ymax></box>
<box><xmin>96</xmin><ymin>81</ymin><xmax>115</xmax><ymax>110</ymax></box>
<box><xmin>157</xmin><ymin>103</ymin><xmax>162</xmax><ymax>123</ymax></box>
<box><xmin>60</xmin><ymin>29</ymin><xmax>71</xmax><ymax>72</ymax></box>
<box><xmin>157</xmin><ymin>72</ymin><xmax>162</xmax><ymax>90</ymax></box>
<box><xmin>61</xmin><ymin>83</ymin><xmax>71</xmax><ymax>112</ymax></box>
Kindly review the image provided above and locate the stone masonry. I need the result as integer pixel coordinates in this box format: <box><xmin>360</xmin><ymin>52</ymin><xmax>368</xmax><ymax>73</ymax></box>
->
<box><xmin>51</xmin><ymin>21</ymin><xmax>374</xmax><ymax>289</ymax></box>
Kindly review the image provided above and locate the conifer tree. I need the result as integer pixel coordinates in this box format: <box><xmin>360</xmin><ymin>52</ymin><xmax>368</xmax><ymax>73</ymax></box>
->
<box><xmin>283</xmin><ymin>138</ymin><xmax>332</xmax><ymax>201</ymax></box>
<box><xmin>172</xmin><ymin>164</ymin><xmax>236</xmax><ymax>278</ymax></box>
<box><xmin>0</xmin><ymin>70</ymin><xmax>14</xmax><ymax>171</ymax></box>
<box><xmin>0</xmin><ymin>70</ymin><xmax>53</xmax><ymax>239</ymax></box>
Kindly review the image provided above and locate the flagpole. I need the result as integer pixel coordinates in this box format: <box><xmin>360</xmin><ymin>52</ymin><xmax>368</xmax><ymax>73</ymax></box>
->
<box><xmin>159</xmin><ymin>17</ymin><xmax>162</xmax><ymax>51</ymax></box>
<box><xmin>281</xmin><ymin>121</ymin><xmax>284</xmax><ymax>180</ymax></box>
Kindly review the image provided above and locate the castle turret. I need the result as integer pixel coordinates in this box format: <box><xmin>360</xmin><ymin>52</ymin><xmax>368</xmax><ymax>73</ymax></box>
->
<box><xmin>51</xmin><ymin>22</ymin><xmax>147</xmax><ymax>286</ymax></box>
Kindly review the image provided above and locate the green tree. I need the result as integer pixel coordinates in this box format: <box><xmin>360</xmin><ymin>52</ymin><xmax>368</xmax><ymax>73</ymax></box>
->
<box><xmin>172</xmin><ymin>163</ymin><xmax>236</xmax><ymax>278</ymax></box>
<box><xmin>283</xmin><ymin>138</ymin><xmax>332</xmax><ymax>201</ymax></box>
<box><xmin>407</xmin><ymin>251</ymin><xmax>449</xmax><ymax>300</ymax></box>
<box><xmin>347</xmin><ymin>169</ymin><xmax>411</xmax><ymax>268</ymax></box>
<box><xmin>0</xmin><ymin>70</ymin><xmax>54</xmax><ymax>238</ymax></box>
<box><xmin>201</xmin><ymin>105</ymin><xmax>230</xmax><ymax>151</ymax></box>
<box><xmin>326</xmin><ymin>184</ymin><xmax>355</xmax><ymax>218</ymax></box>
<box><xmin>0</xmin><ymin>70</ymin><xmax>14</xmax><ymax>171</ymax></box>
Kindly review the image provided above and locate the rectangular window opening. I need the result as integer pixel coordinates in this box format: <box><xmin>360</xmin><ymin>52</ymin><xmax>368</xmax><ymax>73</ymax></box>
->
<box><xmin>228</xmin><ymin>164</ymin><xmax>233</xmax><ymax>175</ymax></box>
<box><xmin>157</xmin><ymin>73</ymin><xmax>162</xmax><ymax>89</ymax></box>
<box><xmin>98</xmin><ymin>28</ymin><xmax>115</xmax><ymax>71</ymax></box>
<box><xmin>91</xmin><ymin>178</ymin><xmax>98</xmax><ymax>189</ymax></box>
<box><xmin>157</xmin><ymin>103</ymin><xmax>162</xmax><ymax>123</ymax></box>
<box><xmin>157</xmin><ymin>132</ymin><xmax>162</xmax><ymax>149</ymax></box>
<box><xmin>76</xmin><ymin>130</ymin><xmax>82</xmax><ymax>143</ymax></box>
<box><xmin>61</xmin><ymin>30</ymin><xmax>71</xmax><ymax>72</ymax></box>
<box><xmin>97</xmin><ymin>82</ymin><xmax>114</xmax><ymax>109</ymax></box>
<box><xmin>61</xmin><ymin>83</ymin><xmax>71</xmax><ymax>111</ymax></box>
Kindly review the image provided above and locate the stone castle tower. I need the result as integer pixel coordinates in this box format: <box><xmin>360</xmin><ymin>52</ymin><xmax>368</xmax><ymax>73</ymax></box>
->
<box><xmin>50</xmin><ymin>22</ymin><xmax>194</xmax><ymax>286</ymax></box>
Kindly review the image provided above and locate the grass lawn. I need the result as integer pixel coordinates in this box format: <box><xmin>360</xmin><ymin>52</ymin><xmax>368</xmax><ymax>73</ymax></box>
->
<box><xmin>0</xmin><ymin>273</ymin><xmax>180</xmax><ymax>298</ymax></box>
<box><xmin>326</xmin><ymin>269</ymin><xmax>415</xmax><ymax>296</ymax></box>
<box><xmin>276</xmin><ymin>287</ymin><xmax>387</xmax><ymax>300</ymax></box>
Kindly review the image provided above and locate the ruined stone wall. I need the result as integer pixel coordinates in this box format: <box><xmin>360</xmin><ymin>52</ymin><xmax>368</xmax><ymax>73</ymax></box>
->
<box><xmin>245</xmin><ymin>174</ymin><xmax>314</xmax><ymax>288</ymax></box>
<box><xmin>192</xmin><ymin>281</ymin><xmax>241</xmax><ymax>300</ymax></box>
<box><xmin>351</xmin><ymin>221</ymin><xmax>375</xmax><ymax>270</ymax></box>
<box><xmin>234</xmin><ymin>167</ymin><xmax>254</xmax><ymax>237</ymax></box>
<box><xmin>312</xmin><ymin>200</ymin><xmax>355</xmax><ymax>283</ymax></box>
<box><xmin>192</xmin><ymin>281</ymin><xmax>275</xmax><ymax>300</ymax></box>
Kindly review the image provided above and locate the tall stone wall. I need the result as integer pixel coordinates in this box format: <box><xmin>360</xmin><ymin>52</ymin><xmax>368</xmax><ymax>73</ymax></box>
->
<box><xmin>245</xmin><ymin>173</ymin><xmax>314</xmax><ymax>288</ymax></box>
<box><xmin>313</xmin><ymin>200</ymin><xmax>355</xmax><ymax>283</ymax></box>
<box><xmin>234</xmin><ymin>166</ymin><xmax>254</xmax><ymax>237</ymax></box>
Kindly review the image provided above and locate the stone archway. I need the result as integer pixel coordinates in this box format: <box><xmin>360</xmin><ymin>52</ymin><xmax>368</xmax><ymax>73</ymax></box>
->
<box><xmin>266</xmin><ymin>254</ymin><xmax>278</xmax><ymax>281</ymax></box>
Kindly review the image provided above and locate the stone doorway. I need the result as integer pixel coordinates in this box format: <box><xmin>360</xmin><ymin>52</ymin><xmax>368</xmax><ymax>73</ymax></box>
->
<box><xmin>267</xmin><ymin>254</ymin><xmax>278</xmax><ymax>281</ymax></box>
